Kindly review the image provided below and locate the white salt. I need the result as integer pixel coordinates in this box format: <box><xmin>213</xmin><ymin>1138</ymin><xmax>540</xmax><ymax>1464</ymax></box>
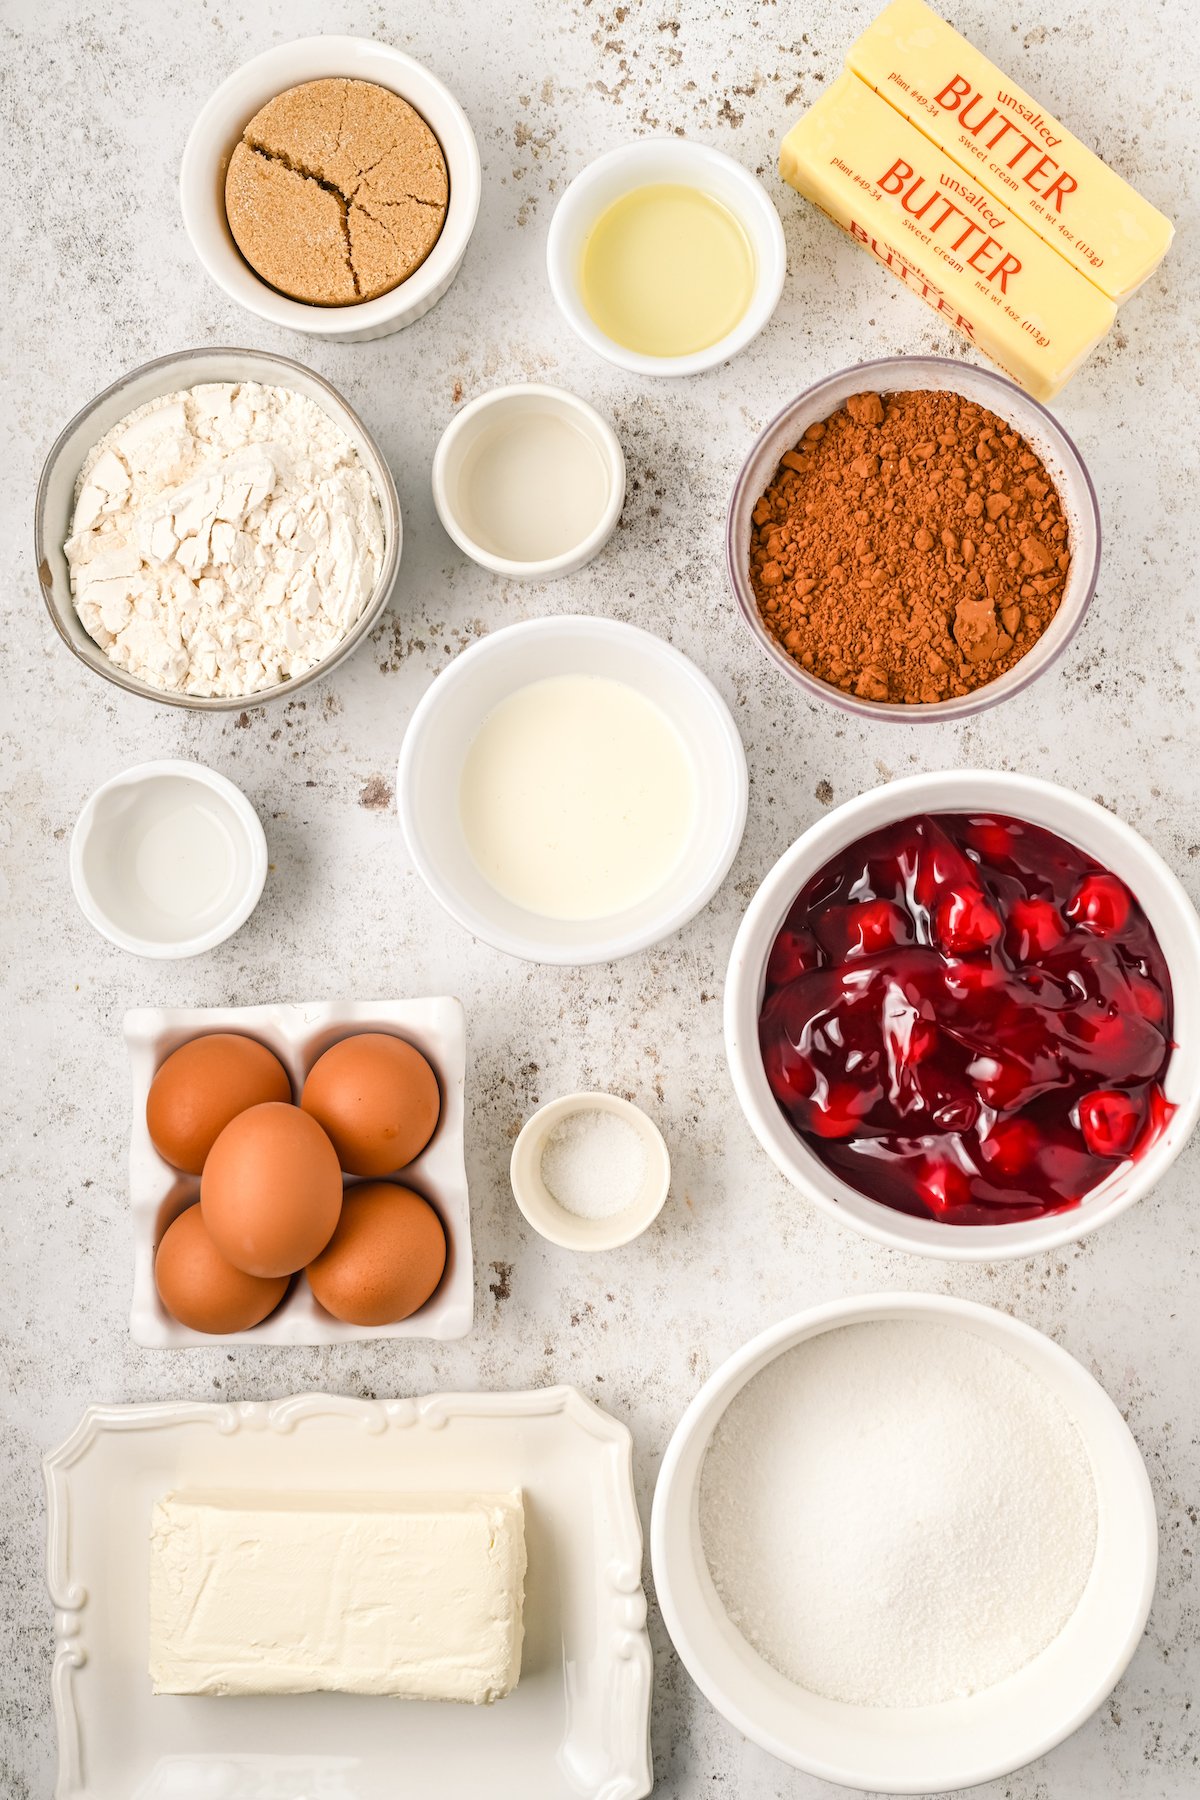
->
<box><xmin>699</xmin><ymin>1319</ymin><xmax>1098</xmax><ymax>1708</ymax></box>
<box><xmin>540</xmin><ymin>1108</ymin><xmax>647</xmax><ymax>1220</ymax></box>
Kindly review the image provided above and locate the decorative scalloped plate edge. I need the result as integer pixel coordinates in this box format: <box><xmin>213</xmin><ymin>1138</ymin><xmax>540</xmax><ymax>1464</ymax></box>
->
<box><xmin>43</xmin><ymin>1385</ymin><xmax>653</xmax><ymax>1800</ymax></box>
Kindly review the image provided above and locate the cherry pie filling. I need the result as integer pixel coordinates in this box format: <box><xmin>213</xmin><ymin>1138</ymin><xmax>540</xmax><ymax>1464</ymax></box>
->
<box><xmin>759</xmin><ymin>813</ymin><xmax>1174</xmax><ymax>1225</ymax></box>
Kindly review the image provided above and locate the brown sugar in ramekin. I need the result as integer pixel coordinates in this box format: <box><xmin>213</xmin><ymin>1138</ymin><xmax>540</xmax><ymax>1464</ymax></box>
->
<box><xmin>224</xmin><ymin>78</ymin><xmax>448</xmax><ymax>307</ymax></box>
<box><xmin>748</xmin><ymin>390</ymin><xmax>1070</xmax><ymax>705</ymax></box>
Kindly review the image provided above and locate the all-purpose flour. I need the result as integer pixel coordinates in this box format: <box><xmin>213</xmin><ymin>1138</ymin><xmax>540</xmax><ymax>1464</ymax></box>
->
<box><xmin>699</xmin><ymin>1319</ymin><xmax>1098</xmax><ymax>1708</ymax></box>
<box><xmin>64</xmin><ymin>382</ymin><xmax>384</xmax><ymax>698</ymax></box>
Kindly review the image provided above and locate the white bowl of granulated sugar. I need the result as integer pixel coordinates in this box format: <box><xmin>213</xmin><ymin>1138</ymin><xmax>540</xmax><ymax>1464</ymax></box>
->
<box><xmin>651</xmin><ymin>1292</ymin><xmax>1157</xmax><ymax>1794</ymax></box>
<box><xmin>509</xmin><ymin>1091</ymin><xmax>671</xmax><ymax>1251</ymax></box>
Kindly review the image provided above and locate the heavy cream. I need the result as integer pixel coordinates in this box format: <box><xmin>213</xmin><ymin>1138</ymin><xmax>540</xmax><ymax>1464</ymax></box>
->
<box><xmin>458</xmin><ymin>674</ymin><xmax>695</xmax><ymax>921</ymax></box>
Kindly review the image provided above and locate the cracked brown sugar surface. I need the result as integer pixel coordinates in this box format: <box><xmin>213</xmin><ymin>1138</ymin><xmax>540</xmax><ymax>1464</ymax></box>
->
<box><xmin>224</xmin><ymin>77</ymin><xmax>449</xmax><ymax>306</ymax></box>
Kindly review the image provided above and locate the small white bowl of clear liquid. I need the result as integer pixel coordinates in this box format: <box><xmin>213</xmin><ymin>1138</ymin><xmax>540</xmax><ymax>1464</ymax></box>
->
<box><xmin>432</xmin><ymin>383</ymin><xmax>625</xmax><ymax>580</ymax></box>
<box><xmin>70</xmin><ymin>760</ymin><xmax>268</xmax><ymax>958</ymax></box>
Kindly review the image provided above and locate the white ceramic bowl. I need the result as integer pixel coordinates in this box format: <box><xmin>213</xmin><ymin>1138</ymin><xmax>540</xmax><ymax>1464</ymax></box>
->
<box><xmin>180</xmin><ymin>36</ymin><xmax>481</xmax><ymax>342</ymax></box>
<box><xmin>651</xmin><ymin>1291</ymin><xmax>1157</xmax><ymax>1794</ymax></box>
<box><xmin>432</xmin><ymin>384</ymin><xmax>626</xmax><ymax>579</ymax></box>
<box><xmin>546</xmin><ymin>138</ymin><xmax>786</xmax><ymax>376</ymax></box>
<box><xmin>725</xmin><ymin>770</ymin><xmax>1200</xmax><ymax>1260</ymax></box>
<box><xmin>398</xmin><ymin>615</ymin><xmax>748</xmax><ymax>964</ymax></box>
<box><xmin>71</xmin><ymin>760</ymin><xmax>267</xmax><ymax>959</ymax></box>
<box><xmin>36</xmin><ymin>346</ymin><xmax>401</xmax><ymax>711</ymax></box>
<box><xmin>510</xmin><ymin>1091</ymin><xmax>671</xmax><ymax>1250</ymax></box>
<box><xmin>726</xmin><ymin>356</ymin><xmax>1101</xmax><ymax>722</ymax></box>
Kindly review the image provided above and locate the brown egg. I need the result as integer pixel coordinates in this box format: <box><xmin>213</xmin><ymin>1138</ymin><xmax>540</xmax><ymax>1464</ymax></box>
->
<box><xmin>306</xmin><ymin>1183</ymin><xmax>447</xmax><ymax>1326</ymax></box>
<box><xmin>201</xmin><ymin>1102</ymin><xmax>343</xmax><ymax>1278</ymax></box>
<box><xmin>146</xmin><ymin>1033</ymin><xmax>292</xmax><ymax>1175</ymax></box>
<box><xmin>155</xmin><ymin>1204</ymin><xmax>289</xmax><ymax>1334</ymax></box>
<box><xmin>301</xmin><ymin>1034</ymin><xmax>441</xmax><ymax>1177</ymax></box>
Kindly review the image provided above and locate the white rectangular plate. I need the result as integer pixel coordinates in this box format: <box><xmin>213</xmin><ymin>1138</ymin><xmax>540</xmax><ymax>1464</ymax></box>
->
<box><xmin>124</xmin><ymin>997</ymin><xmax>472</xmax><ymax>1346</ymax></box>
<box><xmin>45</xmin><ymin>1387</ymin><xmax>653</xmax><ymax>1800</ymax></box>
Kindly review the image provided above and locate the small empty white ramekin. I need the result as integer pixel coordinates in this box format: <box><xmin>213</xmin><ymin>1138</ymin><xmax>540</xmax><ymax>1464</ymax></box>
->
<box><xmin>510</xmin><ymin>1092</ymin><xmax>671</xmax><ymax>1250</ymax></box>
<box><xmin>432</xmin><ymin>384</ymin><xmax>626</xmax><ymax>579</ymax></box>
<box><xmin>180</xmin><ymin>37</ymin><xmax>481</xmax><ymax>342</ymax></box>
<box><xmin>546</xmin><ymin>138</ymin><xmax>787</xmax><ymax>376</ymax></box>
<box><xmin>70</xmin><ymin>761</ymin><xmax>267</xmax><ymax>958</ymax></box>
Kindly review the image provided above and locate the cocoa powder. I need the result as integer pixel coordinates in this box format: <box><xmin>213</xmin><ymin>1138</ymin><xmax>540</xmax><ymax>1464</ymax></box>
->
<box><xmin>748</xmin><ymin>390</ymin><xmax>1070</xmax><ymax>704</ymax></box>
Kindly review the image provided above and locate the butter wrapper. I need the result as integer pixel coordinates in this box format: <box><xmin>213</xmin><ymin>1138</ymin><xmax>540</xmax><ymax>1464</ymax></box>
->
<box><xmin>780</xmin><ymin>71</ymin><xmax>1116</xmax><ymax>400</ymax></box>
<box><xmin>847</xmin><ymin>0</ymin><xmax>1173</xmax><ymax>301</ymax></box>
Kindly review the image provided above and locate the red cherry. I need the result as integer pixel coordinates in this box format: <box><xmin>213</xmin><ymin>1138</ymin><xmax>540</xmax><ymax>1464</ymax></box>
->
<box><xmin>980</xmin><ymin>1116</ymin><xmax>1042</xmax><ymax>1177</ymax></box>
<box><xmin>915</xmin><ymin>1158</ymin><xmax>973</xmax><ymax>1217</ymax></box>
<box><xmin>1074</xmin><ymin>1010</ymin><xmax>1165</xmax><ymax>1081</ymax></box>
<box><xmin>1127</xmin><ymin>976</ymin><xmax>1167</xmax><ymax>1025</ymax></box>
<box><xmin>1066</xmin><ymin>873</ymin><xmax>1131</xmax><ymax>935</ymax></box>
<box><xmin>967</xmin><ymin>818</ymin><xmax>1020</xmax><ymax>861</ymax></box>
<box><xmin>912</xmin><ymin>819</ymin><xmax>979</xmax><ymax>910</ymax></box>
<box><xmin>942</xmin><ymin>955</ymin><xmax>1007</xmax><ymax>1005</ymax></box>
<box><xmin>967</xmin><ymin>1051</ymin><xmax>1040</xmax><ymax>1111</ymax></box>
<box><xmin>760</xmin><ymin>1037</ymin><xmax>817</xmax><ymax>1106</ymax></box>
<box><xmin>809</xmin><ymin>1082</ymin><xmax>870</xmax><ymax>1139</ymax></box>
<box><xmin>843</xmin><ymin>898</ymin><xmax>913</xmax><ymax>956</ymax></box>
<box><xmin>766</xmin><ymin>928</ymin><xmax>822</xmax><ymax>990</ymax></box>
<box><xmin>935</xmin><ymin>888</ymin><xmax>1003</xmax><ymax>953</ymax></box>
<box><xmin>1077</xmin><ymin>1089</ymin><xmax>1142</xmax><ymax>1158</ymax></box>
<box><xmin>1006</xmin><ymin>896</ymin><xmax>1068</xmax><ymax>960</ymax></box>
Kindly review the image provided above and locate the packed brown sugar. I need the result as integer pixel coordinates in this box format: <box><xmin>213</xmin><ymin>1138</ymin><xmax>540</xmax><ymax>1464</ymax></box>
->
<box><xmin>748</xmin><ymin>390</ymin><xmax>1070</xmax><ymax>705</ymax></box>
<box><xmin>224</xmin><ymin>78</ymin><xmax>448</xmax><ymax>307</ymax></box>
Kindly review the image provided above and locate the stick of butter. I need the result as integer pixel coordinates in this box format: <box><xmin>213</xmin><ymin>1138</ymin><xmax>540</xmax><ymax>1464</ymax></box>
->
<box><xmin>846</xmin><ymin>0</ymin><xmax>1173</xmax><ymax>302</ymax></box>
<box><xmin>780</xmin><ymin>71</ymin><xmax>1116</xmax><ymax>400</ymax></box>
<box><xmin>149</xmin><ymin>1489</ymin><xmax>526</xmax><ymax>1702</ymax></box>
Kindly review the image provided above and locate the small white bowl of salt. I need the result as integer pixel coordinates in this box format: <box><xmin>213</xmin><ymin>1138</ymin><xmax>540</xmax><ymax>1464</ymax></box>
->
<box><xmin>509</xmin><ymin>1092</ymin><xmax>670</xmax><ymax>1251</ymax></box>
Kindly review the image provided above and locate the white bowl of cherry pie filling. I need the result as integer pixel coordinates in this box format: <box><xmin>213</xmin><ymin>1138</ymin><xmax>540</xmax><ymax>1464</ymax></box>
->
<box><xmin>725</xmin><ymin>770</ymin><xmax>1200</xmax><ymax>1260</ymax></box>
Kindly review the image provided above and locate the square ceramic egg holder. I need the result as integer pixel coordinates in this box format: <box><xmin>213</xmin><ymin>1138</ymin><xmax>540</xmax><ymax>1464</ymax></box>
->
<box><xmin>124</xmin><ymin>997</ymin><xmax>471</xmax><ymax>1347</ymax></box>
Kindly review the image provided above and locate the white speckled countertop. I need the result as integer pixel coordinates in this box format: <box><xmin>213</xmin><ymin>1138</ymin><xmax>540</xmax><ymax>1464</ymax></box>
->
<box><xmin>2</xmin><ymin>1</ymin><xmax>1196</xmax><ymax>1795</ymax></box>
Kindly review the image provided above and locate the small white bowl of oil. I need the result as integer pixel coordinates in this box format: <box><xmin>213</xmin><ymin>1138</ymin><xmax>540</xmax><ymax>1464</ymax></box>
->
<box><xmin>546</xmin><ymin>138</ymin><xmax>787</xmax><ymax>377</ymax></box>
<box><xmin>432</xmin><ymin>384</ymin><xmax>625</xmax><ymax>579</ymax></box>
<box><xmin>70</xmin><ymin>760</ymin><xmax>268</xmax><ymax>958</ymax></box>
<box><xmin>397</xmin><ymin>615</ymin><xmax>748</xmax><ymax>964</ymax></box>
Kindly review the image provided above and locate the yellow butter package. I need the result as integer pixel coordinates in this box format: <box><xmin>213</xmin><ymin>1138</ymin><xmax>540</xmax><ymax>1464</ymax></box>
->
<box><xmin>779</xmin><ymin>72</ymin><xmax>1116</xmax><ymax>400</ymax></box>
<box><xmin>847</xmin><ymin>0</ymin><xmax>1173</xmax><ymax>301</ymax></box>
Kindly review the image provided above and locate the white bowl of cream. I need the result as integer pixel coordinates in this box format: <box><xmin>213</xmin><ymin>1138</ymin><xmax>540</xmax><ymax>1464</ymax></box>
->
<box><xmin>396</xmin><ymin>616</ymin><xmax>747</xmax><ymax>964</ymax></box>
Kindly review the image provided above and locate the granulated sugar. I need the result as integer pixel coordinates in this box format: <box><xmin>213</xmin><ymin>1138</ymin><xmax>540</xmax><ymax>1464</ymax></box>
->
<box><xmin>699</xmin><ymin>1319</ymin><xmax>1098</xmax><ymax>1708</ymax></box>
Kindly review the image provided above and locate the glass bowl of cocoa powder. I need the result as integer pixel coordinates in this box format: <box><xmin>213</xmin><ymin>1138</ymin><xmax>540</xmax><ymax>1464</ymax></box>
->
<box><xmin>726</xmin><ymin>357</ymin><xmax>1100</xmax><ymax>720</ymax></box>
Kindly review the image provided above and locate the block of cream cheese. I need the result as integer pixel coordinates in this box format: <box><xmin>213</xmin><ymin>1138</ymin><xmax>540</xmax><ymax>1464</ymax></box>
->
<box><xmin>779</xmin><ymin>72</ymin><xmax>1116</xmax><ymax>400</ymax></box>
<box><xmin>149</xmin><ymin>1489</ymin><xmax>526</xmax><ymax>1702</ymax></box>
<box><xmin>847</xmin><ymin>0</ymin><xmax>1173</xmax><ymax>300</ymax></box>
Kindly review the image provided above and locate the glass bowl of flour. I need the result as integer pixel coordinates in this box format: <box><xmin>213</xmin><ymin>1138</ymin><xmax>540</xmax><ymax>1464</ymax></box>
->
<box><xmin>36</xmin><ymin>346</ymin><xmax>400</xmax><ymax>710</ymax></box>
<box><xmin>651</xmin><ymin>1291</ymin><xmax>1157</xmax><ymax>1793</ymax></box>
